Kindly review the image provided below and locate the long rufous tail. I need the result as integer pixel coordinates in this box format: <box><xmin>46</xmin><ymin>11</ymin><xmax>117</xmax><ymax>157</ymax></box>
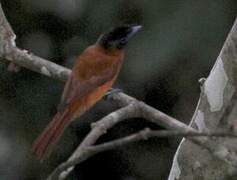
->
<box><xmin>32</xmin><ymin>109</ymin><xmax>72</xmax><ymax>161</ymax></box>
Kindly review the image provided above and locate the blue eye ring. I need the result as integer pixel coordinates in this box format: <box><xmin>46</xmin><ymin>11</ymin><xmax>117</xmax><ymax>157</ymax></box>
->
<box><xmin>120</xmin><ymin>38</ymin><xmax>127</xmax><ymax>44</ymax></box>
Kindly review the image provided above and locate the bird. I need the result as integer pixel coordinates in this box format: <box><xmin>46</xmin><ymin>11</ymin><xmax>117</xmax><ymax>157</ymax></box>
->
<box><xmin>31</xmin><ymin>25</ymin><xmax>142</xmax><ymax>161</ymax></box>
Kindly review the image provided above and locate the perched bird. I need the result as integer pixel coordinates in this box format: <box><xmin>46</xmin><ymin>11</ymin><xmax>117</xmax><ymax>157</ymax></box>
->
<box><xmin>32</xmin><ymin>25</ymin><xmax>142</xmax><ymax>160</ymax></box>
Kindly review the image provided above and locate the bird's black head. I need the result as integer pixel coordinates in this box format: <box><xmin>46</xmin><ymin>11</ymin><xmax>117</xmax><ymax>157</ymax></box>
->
<box><xmin>98</xmin><ymin>25</ymin><xmax>142</xmax><ymax>50</ymax></box>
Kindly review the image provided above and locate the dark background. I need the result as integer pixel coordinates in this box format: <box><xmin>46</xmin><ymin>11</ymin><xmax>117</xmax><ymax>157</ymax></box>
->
<box><xmin>0</xmin><ymin>0</ymin><xmax>236</xmax><ymax>179</ymax></box>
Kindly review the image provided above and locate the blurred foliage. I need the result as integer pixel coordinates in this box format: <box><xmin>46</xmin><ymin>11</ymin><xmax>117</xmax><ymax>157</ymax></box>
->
<box><xmin>0</xmin><ymin>0</ymin><xmax>237</xmax><ymax>179</ymax></box>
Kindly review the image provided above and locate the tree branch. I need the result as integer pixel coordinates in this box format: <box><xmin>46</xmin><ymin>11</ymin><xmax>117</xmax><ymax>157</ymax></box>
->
<box><xmin>87</xmin><ymin>129</ymin><xmax>237</xmax><ymax>155</ymax></box>
<box><xmin>48</xmin><ymin>126</ymin><xmax>237</xmax><ymax>180</ymax></box>
<box><xmin>0</xmin><ymin>3</ymin><xmax>237</xmax><ymax>180</ymax></box>
<box><xmin>0</xmin><ymin>3</ymin><xmax>70</xmax><ymax>81</ymax></box>
<box><xmin>48</xmin><ymin>96</ymin><xmax>237</xmax><ymax>179</ymax></box>
<box><xmin>168</xmin><ymin>17</ymin><xmax>237</xmax><ymax>180</ymax></box>
<box><xmin>47</xmin><ymin>103</ymin><xmax>141</xmax><ymax>180</ymax></box>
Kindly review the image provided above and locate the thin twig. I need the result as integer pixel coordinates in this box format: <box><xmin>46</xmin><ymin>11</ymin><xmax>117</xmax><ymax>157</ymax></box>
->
<box><xmin>48</xmin><ymin>128</ymin><xmax>237</xmax><ymax>180</ymax></box>
<box><xmin>47</xmin><ymin>103</ymin><xmax>141</xmax><ymax>180</ymax></box>
<box><xmin>0</xmin><ymin>2</ymin><xmax>193</xmax><ymax>135</ymax></box>
<box><xmin>86</xmin><ymin>129</ymin><xmax>237</xmax><ymax>154</ymax></box>
<box><xmin>0</xmin><ymin>3</ymin><xmax>237</xmax><ymax>180</ymax></box>
<box><xmin>47</xmin><ymin>97</ymin><xmax>237</xmax><ymax>180</ymax></box>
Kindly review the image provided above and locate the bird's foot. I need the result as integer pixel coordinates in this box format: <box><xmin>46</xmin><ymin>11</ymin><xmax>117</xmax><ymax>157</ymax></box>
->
<box><xmin>104</xmin><ymin>88</ymin><xmax>123</xmax><ymax>100</ymax></box>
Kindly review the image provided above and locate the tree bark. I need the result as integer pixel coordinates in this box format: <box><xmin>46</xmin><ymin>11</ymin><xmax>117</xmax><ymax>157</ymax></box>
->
<box><xmin>168</xmin><ymin>17</ymin><xmax>237</xmax><ymax>180</ymax></box>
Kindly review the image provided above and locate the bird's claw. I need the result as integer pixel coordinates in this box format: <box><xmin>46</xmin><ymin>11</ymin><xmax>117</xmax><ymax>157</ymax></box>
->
<box><xmin>104</xmin><ymin>88</ymin><xmax>123</xmax><ymax>100</ymax></box>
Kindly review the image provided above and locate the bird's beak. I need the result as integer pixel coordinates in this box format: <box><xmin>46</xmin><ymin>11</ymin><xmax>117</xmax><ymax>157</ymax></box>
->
<box><xmin>126</xmin><ymin>25</ymin><xmax>142</xmax><ymax>40</ymax></box>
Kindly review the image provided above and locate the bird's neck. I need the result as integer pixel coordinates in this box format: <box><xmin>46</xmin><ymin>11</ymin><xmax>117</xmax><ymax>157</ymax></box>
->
<box><xmin>95</xmin><ymin>43</ymin><xmax>123</xmax><ymax>56</ymax></box>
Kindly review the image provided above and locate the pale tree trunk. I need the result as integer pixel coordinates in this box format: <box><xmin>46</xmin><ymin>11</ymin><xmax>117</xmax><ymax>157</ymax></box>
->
<box><xmin>1</xmin><ymin>2</ymin><xmax>237</xmax><ymax>179</ymax></box>
<box><xmin>168</xmin><ymin>17</ymin><xmax>237</xmax><ymax>180</ymax></box>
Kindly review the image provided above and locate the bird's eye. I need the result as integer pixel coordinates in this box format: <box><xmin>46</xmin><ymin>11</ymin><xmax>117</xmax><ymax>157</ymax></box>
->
<box><xmin>116</xmin><ymin>38</ymin><xmax>127</xmax><ymax>49</ymax></box>
<box><xmin>120</xmin><ymin>38</ymin><xmax>127</xmax><ymax>45</ymax></box>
